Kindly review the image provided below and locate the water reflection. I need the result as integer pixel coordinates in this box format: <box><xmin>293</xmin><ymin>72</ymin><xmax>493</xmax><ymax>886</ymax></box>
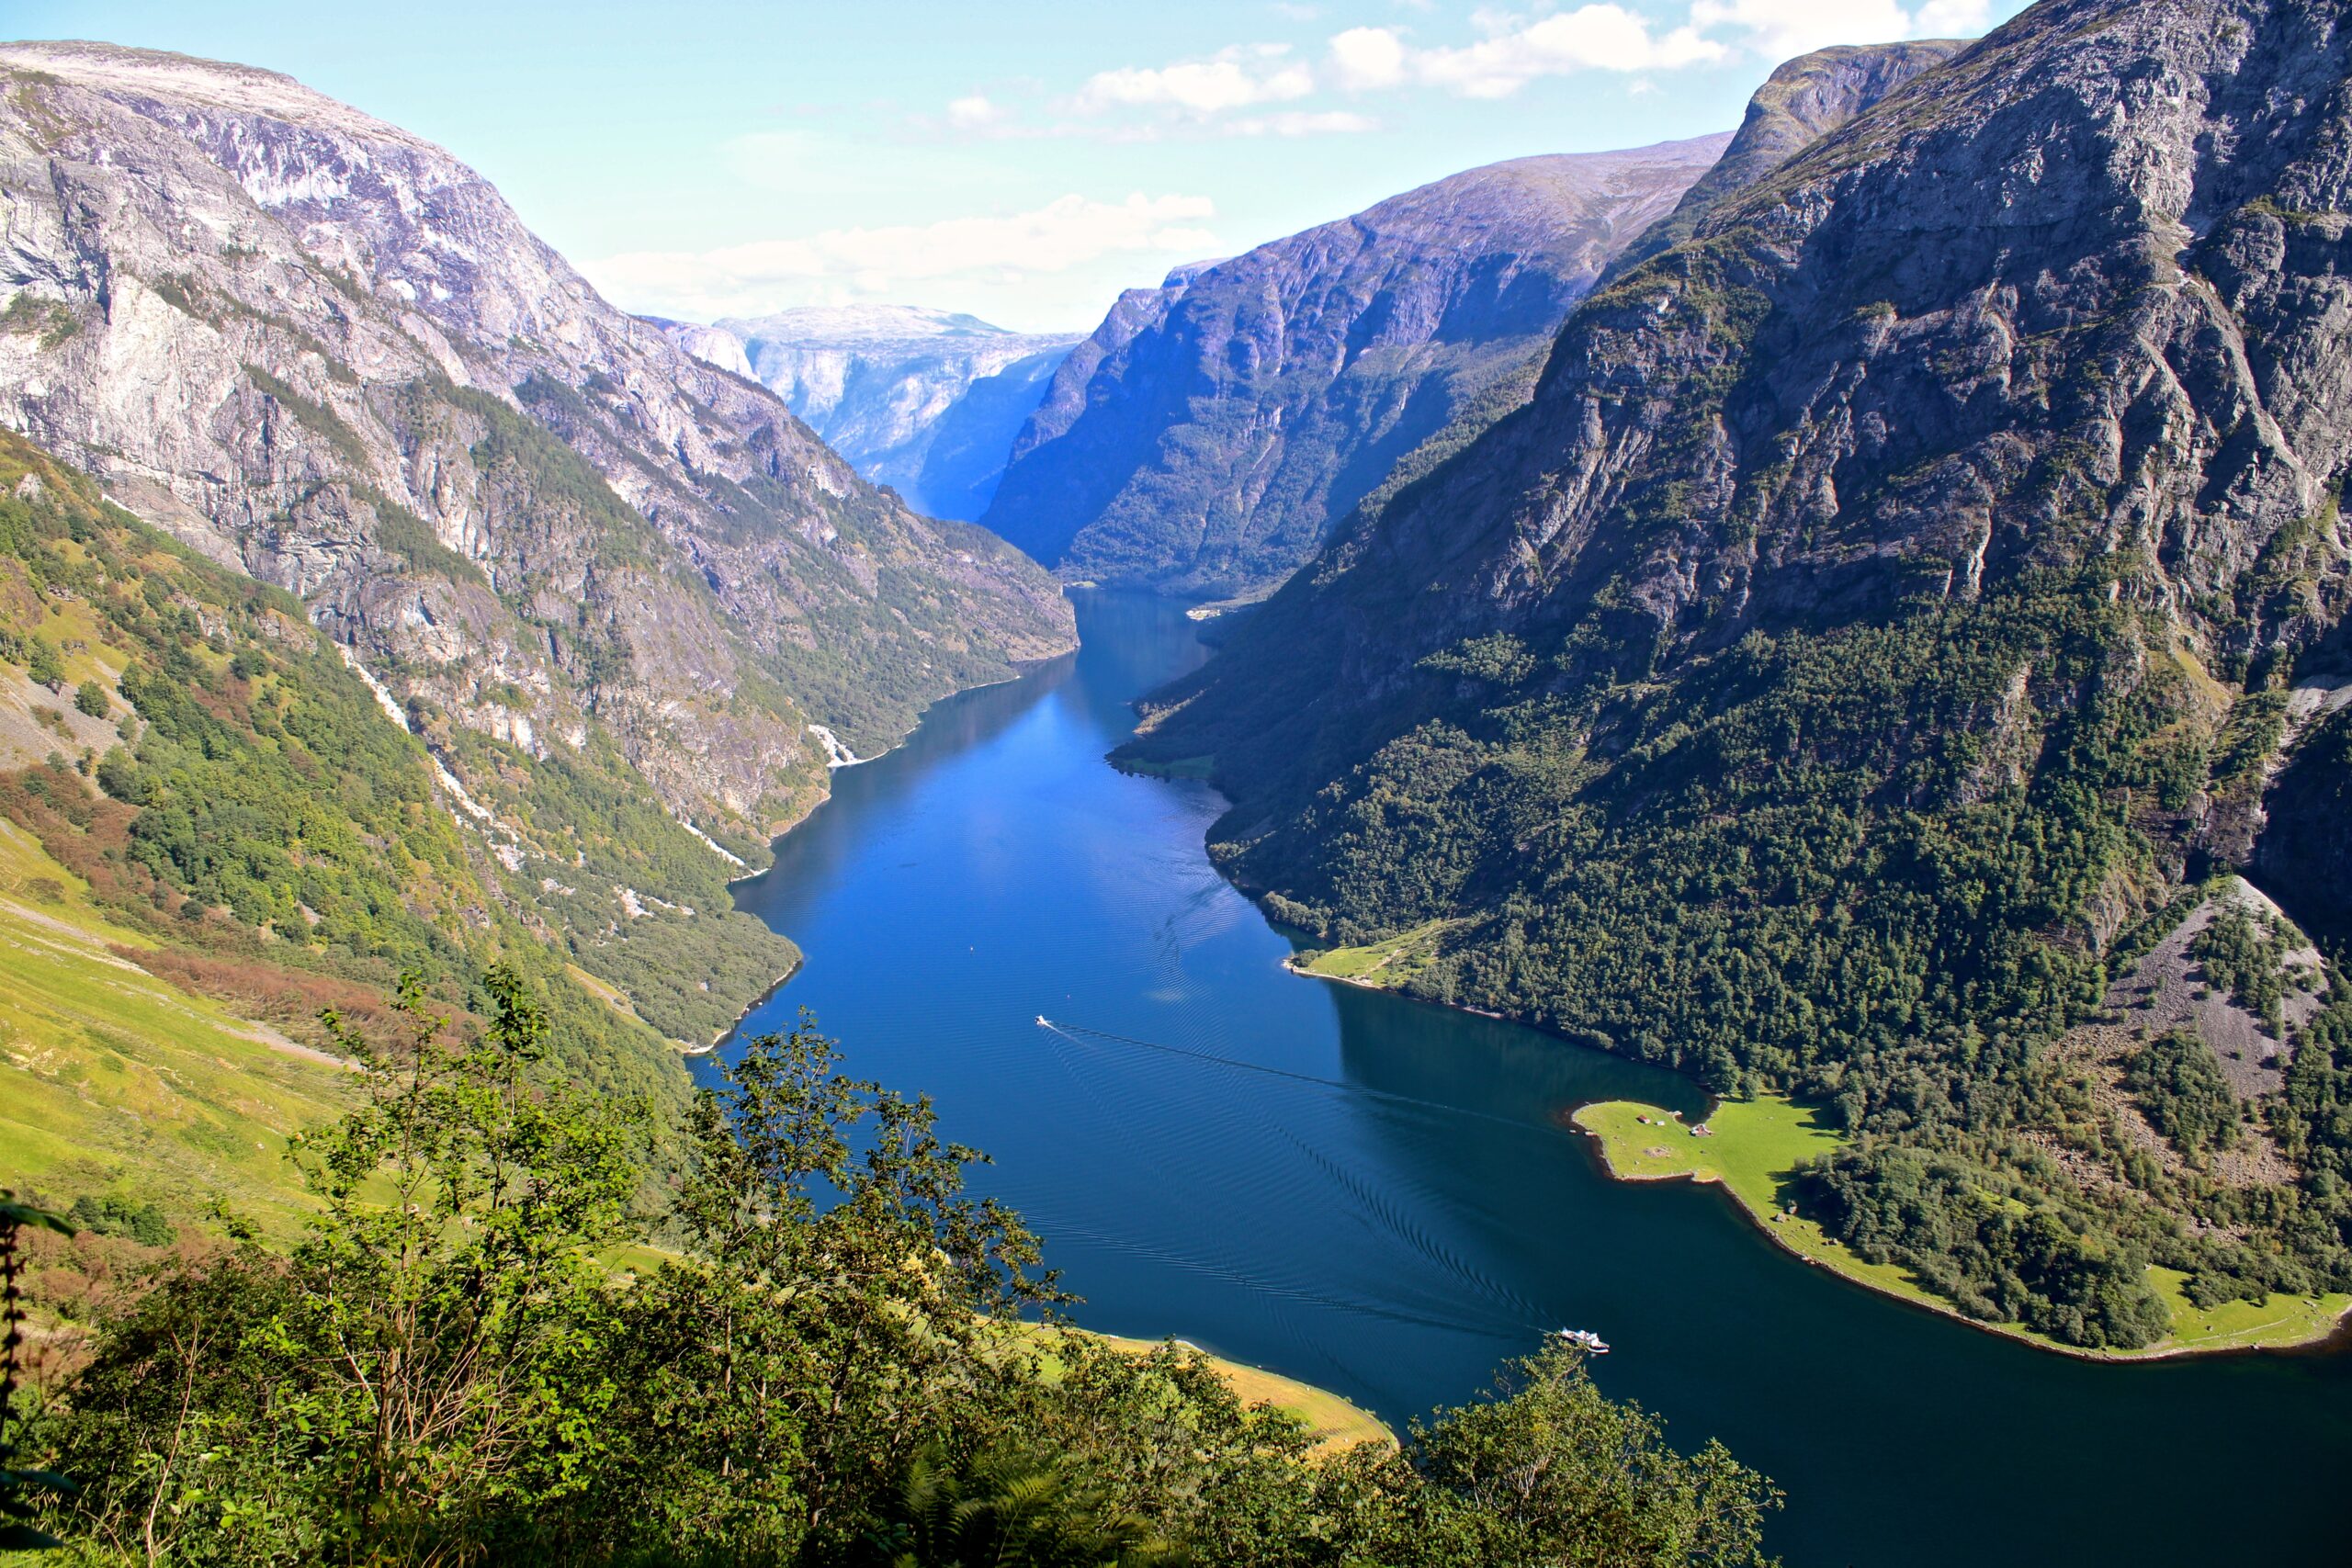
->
<box><xmin>720</xmin><ymin>591</ymin><xmax>2352</xmax><ymax>1568</ymax></box>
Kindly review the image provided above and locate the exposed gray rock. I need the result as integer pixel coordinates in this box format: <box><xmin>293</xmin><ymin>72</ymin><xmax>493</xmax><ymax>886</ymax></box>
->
<box><xmin>980</xmin><ymin>140</ymin><xmax>1732</xmax><ymax>597</ymax></box>
<box><xmin>1159</xmin><ymin>0</ymin><xmax>2352</xmax><ymax>753</ymax></box>
<box><xmin>1599</xmin><ymin>39</ymin><xmax>1970</xmax><ymax>283</ymax></box>
<box><xmin>2102</xmin><ymin>880</ymin><xmax>2327</xmax><ymax>1097</ymax></box>
<box><xmin>0</xmin><ymin>40</ymin><xmax>1074</xmax><ymax>852</ymax></box>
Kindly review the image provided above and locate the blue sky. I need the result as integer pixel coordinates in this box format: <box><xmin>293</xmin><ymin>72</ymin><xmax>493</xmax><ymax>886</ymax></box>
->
<box><xmin>10</xmin><ymin>1</ymin><xmax>2030</xmax><ymax>333</ymax></box>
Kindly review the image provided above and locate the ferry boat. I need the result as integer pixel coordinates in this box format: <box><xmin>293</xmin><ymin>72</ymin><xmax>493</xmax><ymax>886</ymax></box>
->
<box><xmin>1555</xmin><ymin>1328</ymin><xmax>1611</xmax><ymax>1354</ymax></box>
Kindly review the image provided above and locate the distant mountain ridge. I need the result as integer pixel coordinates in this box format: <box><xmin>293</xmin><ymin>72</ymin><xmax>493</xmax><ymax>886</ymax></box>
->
<box><xmin>662</xmin><ymin>306</ymin><xmax>1082</xmax><ymax>521</ymax></box>
<box><xmin>978</xmin><ymin>136</ymin><xmax>1733</xmax><ymax>599</ymax></box>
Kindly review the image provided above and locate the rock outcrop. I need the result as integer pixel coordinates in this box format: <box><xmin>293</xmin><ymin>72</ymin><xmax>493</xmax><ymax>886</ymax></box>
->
<box><xmin>1598</xmin><ymin>39</ymin><xmax>1969</xmax><ymax>282</ymax></box>
<box><xmin>1146</xmin><ymin>0</ymin><xmax>2352</xmax><ymax>779</ymax></box>
<box><xmin>0</xmin><ymin>41</ymin><xmax>1075</xmax><ymax>861</ymax></box>
<box><xmin>979</xmin><ymin>138</ymin><xmax>1733</xmax><ymax>598</ymax></box>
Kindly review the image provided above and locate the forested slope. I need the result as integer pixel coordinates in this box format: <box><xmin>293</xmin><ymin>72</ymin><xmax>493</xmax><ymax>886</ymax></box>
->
<box><xmin>0</xmin><ymin>427</ymin><xmax>747</xmax><ymax>1226</ymax></box>
<box><xmin>1123</xmin><ymin>0</ymin><xmax>2352</xmax><ymax>1347</ymax></box>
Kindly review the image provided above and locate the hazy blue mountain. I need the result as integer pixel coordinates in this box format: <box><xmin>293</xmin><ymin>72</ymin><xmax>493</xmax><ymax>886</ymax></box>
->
<box><xmin>664</xmin><ymin>306</ymin><xmax>1082</xmax><ymax>521</ymax></box>
<box><xmin>979</xmin><ymin>138</ymin><xmax>1734</xmax><ymax>598</ymax></box>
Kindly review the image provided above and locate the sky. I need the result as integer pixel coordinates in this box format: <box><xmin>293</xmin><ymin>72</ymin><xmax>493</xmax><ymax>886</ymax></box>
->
<box><xmin>10</xmin><ymin>0</ymin><xmax>2031</xmax><ymax>333</ymax></box>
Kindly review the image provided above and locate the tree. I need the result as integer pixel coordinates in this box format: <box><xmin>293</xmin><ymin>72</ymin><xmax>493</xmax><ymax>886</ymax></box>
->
<box><xmin>1</xmin><ymin>1190</ymin><xmax>76</xmax><ymax>1552</ymax></box>
<box><xmin>24</xmin><ymin>638</ymin><xmax>62</xmax><ymax>691</ymax></box>
<box><xmin>860</xmin><ymin>1444</ymin><xmax>1186</xmax><ymax>1568</ymax></box>
<box><xmin>1403</xmin><ymin>1345</ymin><xmax>1781</xmax><ymax>1567</ymax></box>
<box><xmin>588</xmin><ymin>1016</ymin><xmax>1063</xmax><ymax>1561</ymax></box>
<box><xmin>45</xmin><ymin>966</ymin><xmax>645</xmax><ymax>1562</ymax></box>
<box><xmin>71</xmin><ymin>681</ymin><xmax>107</xmax><ymax>719</ymax></box>
<box><xmin>35</xmin><ymin>1008</ymin><xmax>1789</xmax><ymax>1567</ymax></box>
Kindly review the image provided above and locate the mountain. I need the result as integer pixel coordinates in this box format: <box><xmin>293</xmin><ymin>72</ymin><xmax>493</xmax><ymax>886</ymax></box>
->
<box><xmin>0</xmin><ymin>426</ymin><xmax>719</xmax><ymax>1228</ymax></box>
<box><xmin>0</xmin><ymin>41</ymin><xmax>1072</xmax><ymax>1061</ymax></box>
<box><xmin>1598</xmin><ymin>39</ymin><xmax>1967</xmax><ymax>282</ymax></box>
<box><xmin>1119</xmin><ymin>0</ymin><xmax>2352</xmax><ymax>1348</ymax></box>
<box><xmin>978</xmin><ymin>137</ymin><xmax>1733</xmax><ymax>600</ymax></box>
<box><xmin>1274</xmin><ymin>39</ymin><xmax>1970</xmax><ymax>615</ymax></box>
<box><xmin>0</xmin><ymin>43</ymin><xmax>1073</xmax><ymax>814</ymax></box>
<box><xmin>665</xmin><ymin>306</ymin><xmax>1082</xmax><ymax>521</ymax></box>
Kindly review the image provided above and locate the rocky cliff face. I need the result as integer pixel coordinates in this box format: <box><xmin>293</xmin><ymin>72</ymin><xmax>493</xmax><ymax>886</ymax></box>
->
<box><xmin>980</xmin><ymin>140</ymin><xmax>1731</xmax><ymax>598</ymax></box>
<box><xmin>666</xmin><ymin>306</ymin><xmax>1080</xmax><ymax>522</ymax></box>
<box><xmin>2256</xmin><ymin>682</ymin><xmax>2352</xmax><ymax>941</ymax></box>
<box><xmin>0</xmin><ymin>42</ymin><xmax>1075</xmax><ymax>866</ymax></box>
<box><xmin>1258</xmin><ymin>40</ymin><xmax>1964</xmax><ymax>609</ymax></box>
<box><xmin>1124</xmin><ymin>0</ymin><xmax>2352</xmax><ymax>1342</ymax></box>
<box><xmin>1598</xmin><ymin>39</ymin><xmax>1968</xmax><ymax>281</ymax></box>
<box><xmin>1152</xmin><ymin>0</ymin><xmax>2352</xmax><ymax>769</ymax></box>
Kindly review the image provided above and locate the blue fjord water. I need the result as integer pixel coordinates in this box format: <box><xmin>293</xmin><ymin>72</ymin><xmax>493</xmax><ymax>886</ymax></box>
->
<box><xmin>718</xmin><ymin>591</ymin><xmax>2352</xmax><ymax>1568</ymax></box>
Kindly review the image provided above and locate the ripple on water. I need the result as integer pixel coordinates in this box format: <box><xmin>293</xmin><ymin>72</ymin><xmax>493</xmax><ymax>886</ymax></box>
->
<box><xmin>716</xmin><ymin>592</ymin><xmax>2352</xmax><ymax>1568</ymax></box>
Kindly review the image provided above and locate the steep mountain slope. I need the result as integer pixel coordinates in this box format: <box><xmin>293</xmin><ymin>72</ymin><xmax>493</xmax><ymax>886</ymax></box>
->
<box><xmin>0</xmin><ymin>427</ymin><xmax>731</xmax><ymax>1225</ymax></box>
<box><xmin>0</xmin><ymin>40</ymin><xmax>1074</xmax><ymax>862</ymax></box>
<box><xmin>1599</xmin><ymin>40</ymin><xmax>1967</xmax><ymax>282</ymax></box>
<box><xmin>1291</xmin><ymin>39</ymin><xmax>1973</xmax><ymax>599</ymax></box>
<box><xmin>1123</xmin><ymin>0</ymin><xmax>2352</xmax><ymax>1346</ymax></box>
<box><xmin>670</xmin><ymin>307</ymin><xmax>1081</xmax><ymax>522</ymax></box>
<box><xmin>980</xmin><ymin>139</ymin><xmax>1732</xmax><ymax>598</ymax></box>
<box><xmin>2255</xmin><ymin>681</ymin><xmax>2352</xmax><ymax>939</ymax></box>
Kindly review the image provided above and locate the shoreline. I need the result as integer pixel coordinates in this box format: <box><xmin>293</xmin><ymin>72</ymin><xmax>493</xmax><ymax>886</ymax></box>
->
<box><xmin>703</xmin><ymin>607</ymin><xmax>2352</xmax><ymax>1366</ymax></box>
<box><xmin>684</xmin><ymin>956</ymin><xmax>805</xmax><ymax>1057</ymax></box>
<box><xmin>1566</xmin><ymin>1097</ymin><xmax>2352</xmax><ymax>1365</ymax></box>
<box><xmin>1278</xmin><ymin>953</ymin><xmax>1504</xmax><ymax>1017</ymax></box>
<box><xmin>1072</xmin><ymin>1326</ymin><xmax>1395</xmax><ymax>1454</ymax></box>
<box><xmin>724</xmin><ymin>635</ymin><xmax>1077</xmax><ymax>894</ymax></box>
<box><xmin>1274</xmin><ymin>938</ymin><xmax>2352</xmax><ymax>1364</ymax></box>
<box><xmin>709</xmin><ymin>640</ymin><xmax>1075</xmax><ymax>1026</ymax></box>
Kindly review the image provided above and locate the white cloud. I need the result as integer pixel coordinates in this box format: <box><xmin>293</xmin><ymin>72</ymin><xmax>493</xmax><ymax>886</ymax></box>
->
<box><xmin>1324</xmin><ymin>7</ymin><xmax>1744</xmax><ymax>105</ymax></box>
<box><xmin>1326</xmin><ymin>0</ymin><xmax>2018</xmax><ymax>99</ymax></box>
<box><xmin>1073</xmin><ymin>48</ymin><xmax>1316</xmax><ymax>116</ymax></box>
<box><xmin>582</xmin><ymin>194</ymin><xmax>1218</xmax><ymax>321</ymax></box>
<box><xmin>934</xmin><ymin>0</ymin><xmax>2021</xmax><ymax>148</ymax></box>
<box><xmin>1913</xmin><ymin>0</ymin><xmax>1997</xmax><ymax>32</ymax></box>
<box><xmin>1226</xmin><ymin>109</ymin><xmax>1380</xmax><ymax>136</ymax></box>
<box><xmin>1328</xmin><ymin>26</ymin><xmax>1408</xmax><ymax>90</ymax></box>
<box><xmin>1077</xmin><ymin>51</ymin><xmax>1317</xmax><ymax>116</ymax></box>
<box><xmin>1688</xmin><ymin>0</ymin><xmax>1913</xmax><ymax>58</ymax></box>
<box><xmin>1411</xmin><ymin>6</ymin><xmax>1724</xmax><ymax>97</ymax></box>
<box><xmin>944</xmin><ymin>94</ymin><xmax>1000</xmax><ymax>129</ymax></box>
<box><xmin>1689</xmin><ymin>0</ymin><xmax>2017</xmax><ymax>57</ymax></box>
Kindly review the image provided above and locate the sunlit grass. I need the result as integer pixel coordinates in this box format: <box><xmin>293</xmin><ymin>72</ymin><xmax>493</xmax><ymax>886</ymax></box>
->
<box><xmin>1012</xmin><ymin>1323</ymin><xmax>1393</xmax><ymax>1455</ymax></box>
<box><xmin>1293</xmin><ymin>919</ymin><xmax>1461</xmax><ymax>984</ymax></box>
<box><xmin>0</xmin><ymin>821</ymin><xmax>347</xmax><ymax>1235</ymax></box>
<box><xmin>1573</xmin><ymin>1095</ymin><xmax>2350</xmax><ymax>1358</ymax></box>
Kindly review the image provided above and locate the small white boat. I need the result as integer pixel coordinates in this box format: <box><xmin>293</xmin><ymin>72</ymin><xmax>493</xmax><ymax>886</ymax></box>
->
<box><xmin>1555</xmin><ymin>1328</ymin><xmax>1611</xmax><ymax>1354</ymax></box>
<box><xmin>1035</xmin><ymin>1015</ymin><xmax>1049</xmax><ymax>1026</ymax></box>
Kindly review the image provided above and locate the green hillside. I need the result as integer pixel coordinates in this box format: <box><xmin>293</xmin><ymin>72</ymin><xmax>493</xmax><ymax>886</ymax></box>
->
<box><xmin>0</xmin><ymin>428</ymin><xmax>709</xmax><ymax>1225</ymax></box>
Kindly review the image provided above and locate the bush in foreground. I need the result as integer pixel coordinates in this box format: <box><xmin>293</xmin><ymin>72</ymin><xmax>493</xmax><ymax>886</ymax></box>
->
<box><xmin>25</xmin><ymin>970</ymin><xmax>1779</xmax><ymax>1566</ymax></box>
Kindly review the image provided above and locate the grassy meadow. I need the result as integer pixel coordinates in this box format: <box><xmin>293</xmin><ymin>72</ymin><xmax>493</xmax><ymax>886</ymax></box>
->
<box><xmin>1572</xmin><ymin>1095</ymin><xmax>2351</xmax><ymax>1358</ymax></box>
